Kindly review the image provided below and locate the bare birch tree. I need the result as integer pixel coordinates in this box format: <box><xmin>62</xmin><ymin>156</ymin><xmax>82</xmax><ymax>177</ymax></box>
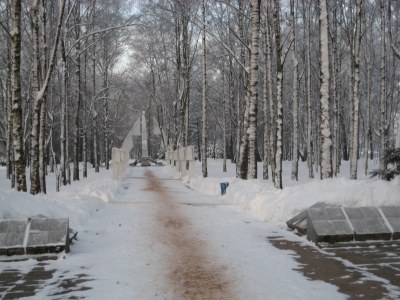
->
<box><xmin>273</xmin><ymin>0</ymin><xmax>284</xmax><ymax>188</ymax></box>
<box><xmin>350</xmin><ymin>0</ymin><xmax>362</xmax><ymax>179</ymax></box>
<box><xmin>73</xmin><ymin>0</ymin><xmax>81</xmax><ymax>181</ymax></box>
<box><xmin>318</xmin><ymin>0</ymin><xmax>333</xmax><ymax>179</ymax></box>
<box><xmin>331</xmin><ymin>3</ymin><xmax>340</xmax><ymax>177</ymax></box>
<box><xmin>11</xmin><ymin>0</ymin><xmax>26</xmax><ymax>192</ymax></box>
<box><xmin>262</xmin><ymin>1</ymin><xmax>273</xmax><ymax>180</ymax></box>
<box><xmin>29</xmin><ymin>0</ymin><xmax>65</xmax><ymax>194</ymax></box>
<box><xmin>291</xmin><ymin>0</ymin><xmax>299</xmax><ymax>181</ymax></box>
<box><xmin>379</xmin><ymin>0</ymin><xmax>387</xmax><ymax>176</ymax></box>
<box><xmin>306</xmin><ymin>0</ymin><xmax>314</xmax><ymax>179</ymax></box>
<box><xmin>201</xmin><ymin>0</ymin><xmax>208</xmax><ymax>178</ymax></box>
<box><xmin>247</xmin><ymin>0</ymin><xmax>261</xmax><ymax>179</ymax></box>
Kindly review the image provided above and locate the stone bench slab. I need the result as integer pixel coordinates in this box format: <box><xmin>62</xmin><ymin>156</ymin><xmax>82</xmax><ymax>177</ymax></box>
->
<box><xmin>286</xmin><ymin>202</ymin><xmax>329</xmax><ymax>234</ymax></box>
<box><xmin>343</xmin><ymin>207</ymin><xmax>391</xmax><ymax>241</ymax></box>
<box><xmin>379</xmin><ymin>206</ymin><xmax>400</xmax><ymax>240</ymax></box>
<box><xmin>0</xmin><ymin>218</ymin><xmax>69</xmax><ymax>256</ymax></box>
<box><xmin>307</xmin><ymin>207</ymin><xmax>354</xmax><ymax>243</ymax></box>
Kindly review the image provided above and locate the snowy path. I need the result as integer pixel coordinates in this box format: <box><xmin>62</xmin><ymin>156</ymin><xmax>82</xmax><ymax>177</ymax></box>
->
<box><xmin>1</xmin><ymin>162</ymin><xmax>400</xmax><ymax>299</ymax></box>
<box><xmin>54</xmin><ymin>167</ymin><xmax>346</xmax><ymax>300</ymax></box>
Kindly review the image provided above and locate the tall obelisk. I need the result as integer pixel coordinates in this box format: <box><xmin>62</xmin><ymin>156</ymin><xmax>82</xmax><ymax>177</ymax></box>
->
<box><xmin>141</xmin><ymin>110</ymin><xmax>148</xmax><ymax>157</ymax></box>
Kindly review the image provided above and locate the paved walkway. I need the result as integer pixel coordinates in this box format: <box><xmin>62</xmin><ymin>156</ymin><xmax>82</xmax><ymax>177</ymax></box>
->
<box><xmin>269</xmin><ymin>236</ymin><xmax>400</xmax><ymax>299</ymax></box>
<box><xmin>0</xmin><ymin>257</ymin><xmax>92</xmax><ymax>299</ymax></box>
<box><xmin>140</xmin><ymin>170</ymin><xmax>235</xmax><ymax>299</ymax></box>
<box><xmin>1</xmin><ymin>168</ymin><xmax>400</xmax><ymax>299</ymax></box>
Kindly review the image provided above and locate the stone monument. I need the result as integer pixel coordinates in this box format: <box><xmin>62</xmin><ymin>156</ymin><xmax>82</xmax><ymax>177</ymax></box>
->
<box><xmin>141</xmin><ymin>110</ymin><xmax>148</xmax><ymax>158</ymax></box>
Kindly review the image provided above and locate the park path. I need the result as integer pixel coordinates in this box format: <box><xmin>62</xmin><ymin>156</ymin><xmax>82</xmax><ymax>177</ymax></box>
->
<box><xmin>143</xmin><ymin>169</ymin><xmax>235</xmax><ymax>299</ymax></box>
<box><xmin>1</xmin><ymin>166</ymin><xmax>399</xmax><ymax>299</ymax></box>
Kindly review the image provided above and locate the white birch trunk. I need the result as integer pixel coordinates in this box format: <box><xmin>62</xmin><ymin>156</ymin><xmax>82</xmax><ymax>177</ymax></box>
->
<box><xmin>318</xmin><ymin>0</ymin><xmax>333</xmax><ymax>179</ymax></box>
<box><xmin>274</xmin><ymin>0</ymin><xmax>284</xmax><ymax>189</ymax></box>
<box><xmin>267</xmin><ymin>6</ymin><xmax>275</xmax><ymax>182</ymax></box>
<box><xmin>201</xmin><ymin>0</ymin><xmax>208</xmax><ymax>178</ymax></box>
<box><xmin>364</xmin><ymin>58</ymin><xmax>372</xmax><ymax>176</ymax></box>
<box><xmin>30</xmin><ymin>0</ymin><xmax>41</xmax><ymax>194</ymax></box>
<box><xmin>83</xmin><ymin>53</ymin><xmax>88</xmax><ymax>179</ymax></box>
<box><xmin>7</xmin><ymin>70</ymin><xmax>13</xmax><ymax>183</ymax></box>
<box><xmin>30</xmin><ymin>0</ymin><xmax>65</xmax><ymax>194</ymax></box>
<box><xmin>38</xmin><ymin>0</ymin><xmax>48</xmax><ymax>194</ymax></box>
<box><xmin>104</xmin><ymin>97</ymin><xmax>109</xmax><ymax>169</ymax></box>
<box><xmin>380</xmin><ymin>1</ymin><xmax>387</xmax><ymax>176</ymax></box>
<box><xmin>39</xmin><ymin>99</ymin><xmax>46</xmax><ymax>194</ymax></box>
<box><xmin>222</xmin><ymin>67</ymin><xmax>227</xmax><ymax>173</ymax></box>
<box><xmin>228</xmin><ymin>57</ymin><xmax>235</xmax><ymax>165</ymax></box>
<box><xmin>179</xmin><ymin>3</ymin><xmax>190</xmax><ymax>148</ymax></box>
<box><xmin>306</xmin><ymin>0</ymin><xmax>314</xmax><ymax>179</ymax></box>
<box><xmin>66</xmin><ymin>102</ymin><xmax>71</xmax><ymax>184</ymax></box>
<box><xmin>236</xmin><ymin>0</ymin><xmax>245</xmax><ymax>177</ymax></box>
<box><xmin>92</xmin><ymin>3</ymin><xmax>99</xmax><ymax>173</ymax></box>
<box><xmin>291</xmin><ymin>0</ymin><xmax>299</xmax><ymax>181</ymax></box>
<box><xmin>262</xmin><ymin>3</ymin><xmax>270</xmax><ymax>180</ymax></box>
<box><xmin>247</xmin><ymin>0</ymin><xmax>261</xmax><ymax>180</ymax></box>
<box><xmin>238</xmin><ymin>86</ymin><xmax>250</xmax><ymax>179</ymax></box>
<box><xmin>60</xmin><ymin>39</ymin><xmax>67</xmax><ymax>185</ymax></box>
<box><xmin>6</xmin><ymin>15</ymin><xmax>13</xmax><ymax>183</ymax></box>
<box><xmin>350</xmin><ymin>0</ymin><xmax>362</xmax><ymax>180</ymax></box>
<box><xmin>11</xmin><ymin>0</ymin><xmax>27</xmax><ymax>192</ymax></box>
<box><xmin>332</xmin><ymin>7</ymin><xmax>339</xmax><ymax>177</ymax></box>
<box><xmin>93</xmin><ymin>112</ymin><xmax>99</xmax><ymax>173</ymax></box>
<box><xmin>73</xmin><ymin>1</ymin><xmax>81</xmax><ymax>181</ymax></box>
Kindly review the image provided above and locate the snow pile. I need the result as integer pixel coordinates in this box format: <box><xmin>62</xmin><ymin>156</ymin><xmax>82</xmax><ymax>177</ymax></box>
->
<box><xmin>0</xmin><ymin>166</ymin><xmax>116</xmax><ymax>232</ymax></box>
<box><xmin>2</xmin><ymin>160</ymin><xmax>400</xmax><ymax>236</ymax></box>
<box><xmin>164</xmin><ymin>160</ymin><xmax>400</xmax><ymax>225</ymax></box>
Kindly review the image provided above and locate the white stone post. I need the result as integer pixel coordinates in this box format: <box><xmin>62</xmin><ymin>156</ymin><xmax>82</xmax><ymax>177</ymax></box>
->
<box><xmin>179</xmin><ymin>148</ymin><xmax>185</xmax><ymax>174</ymax></box>
<box><xmin>112</xmin><ymin>147</ymin><xmax>120</xmax><ymax>180</ymax></box>
<box><xmin>174</xmin><ymin>150</ymin><xmax>179</xmax><ymax>170</ymax></box>
<box><xmin>186</xmin><ymin>145</ymin><xmax>195</xmax><ymax>179</ymax></box>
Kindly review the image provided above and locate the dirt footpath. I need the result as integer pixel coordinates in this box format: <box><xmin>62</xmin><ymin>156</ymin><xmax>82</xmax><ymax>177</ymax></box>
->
<box><xmin>145</xmin><ymin>170</ymin><xmax>235</xmax><ymax>300</ymax></box>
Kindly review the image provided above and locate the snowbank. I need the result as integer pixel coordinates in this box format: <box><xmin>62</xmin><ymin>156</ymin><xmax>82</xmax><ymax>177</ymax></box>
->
<box><xmin>164</xmin><ymin>160</ymin><xmax>400</xmax><ymax>225</ymax></box>
<box><xmin>0</xmin><ymin>167</ymin><xmax>116</xmax><ymax>232</ymax></box>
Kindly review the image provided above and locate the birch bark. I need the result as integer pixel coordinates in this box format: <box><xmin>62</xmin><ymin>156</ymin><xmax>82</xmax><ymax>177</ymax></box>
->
<box><xmin>291</xmin><ymin>0</ymin><xmax>299</xmax><ymax>181</ymax></box>
<box><xmin>364</xmin><ymin>52</ymin><xmax>372</xmax><ymax>176</ymax></box>
<box><xmin>60</xmin><ymin>39</ymin><xmax>67</xmax><ymax>185</ymax></box>
<box><xmin>262</xmin><ymin>2</ymin><xmax>270</xmax><ymax>180</ymax></box>
<box><xmin>201</xmin><ymin>0</ymin><xmax>208</xmax><ymax>178</ymax></box>
<box><xmin>6</xmin><ymin>4</ymin><xmax>13</xmax><ymax>183</ymax></box>
<box><xmin>380</xmin><ymin>0</ymin><xmax>387</xmax><ymax>176</ymax></box>
<box><xmin>247</xmin><ymin>0</ymin><xmax>261</xmax><ymax>179</ymax></box>
<box><xmin>11</xmin><ymin>0</ymin><xmax>27</xmax><ymax>192</ymax></box>
<box><xmin>273</xmin><ymin>0</ymin><xmax>284</xmax><ymax>188</ymax></box>
<box><xmin>332</xmin><ymin>6</ymin><xmax>339</xmax><ymax>176</ymax></box>
<box><xmin>236</xmin><ymin>0</ymin><xmax>246</xmax><ymax>178</ymax></box>
<box><xmin>73</xmin><ymin>1</ymin><xmax>81</xmax><ymax>181</ymax></box>
<box><xmin>318</xmin><ymin>0</ymin><xmax>333</xmax><ymax>179</ymax></box>
<box><xmin>350</xmin><ymin>0</ymin><xmax>362</xmax><ymax>180</ymax></box>
<box><xmin>306</xmin><ymin>0</ymin><xmax>314</xmax><ymax>179</ymax></box>
<box><xmin>29</xmin><ymin>0</ymin><xmax>65</xmax><ymax>194</ymax></box>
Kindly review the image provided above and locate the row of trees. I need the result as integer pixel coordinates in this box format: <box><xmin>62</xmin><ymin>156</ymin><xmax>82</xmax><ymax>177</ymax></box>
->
<box><xmin>1</xmin><ymin>0</ymin><xmax>400</xmax><ymax>194</ymax></box>
<box><xmin>133</xmin><ymin>0</ymin><xmax>400</xmax><ymax>188</ymax></box>
<box><xmin>1</xmin><ymin>0</ymin><xmax>137</xmax><ymax>194</ymax></box>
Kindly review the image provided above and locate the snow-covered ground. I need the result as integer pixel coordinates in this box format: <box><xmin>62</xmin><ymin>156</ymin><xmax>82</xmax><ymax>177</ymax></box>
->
<box><xmin>186</xmin><ymin>159</ymin><xmax>400</xmax><ymax>224</ymax></box>
<box><xmin>0</xmin><ymin>160</ymin><xmax>399</xmax><ymax>299</ymax></box>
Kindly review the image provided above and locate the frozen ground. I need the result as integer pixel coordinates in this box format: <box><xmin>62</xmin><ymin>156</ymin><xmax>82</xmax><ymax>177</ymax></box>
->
<box><xmin>0</xmin><ymin>160</ymin><xmax>399</xmax><ymax>299</ymax></box>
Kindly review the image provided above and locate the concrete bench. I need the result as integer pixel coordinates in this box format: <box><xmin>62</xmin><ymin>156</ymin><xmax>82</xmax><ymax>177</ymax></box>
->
<box><xmin>287</xmin><ymin>204</ymin><xmax>400</xmax><ymax>244</ymax></box>
<box><xmin>0</xmin><ymin>218</ymin><xmax>70</xmax><ymax>256</ymax></box>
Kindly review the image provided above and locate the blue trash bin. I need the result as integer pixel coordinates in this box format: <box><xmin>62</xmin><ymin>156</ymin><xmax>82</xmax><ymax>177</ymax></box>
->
<box><xmin>220</xmin><ymin>182</ymin><xmax>229</xmax><ymax>195</ymax></box>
